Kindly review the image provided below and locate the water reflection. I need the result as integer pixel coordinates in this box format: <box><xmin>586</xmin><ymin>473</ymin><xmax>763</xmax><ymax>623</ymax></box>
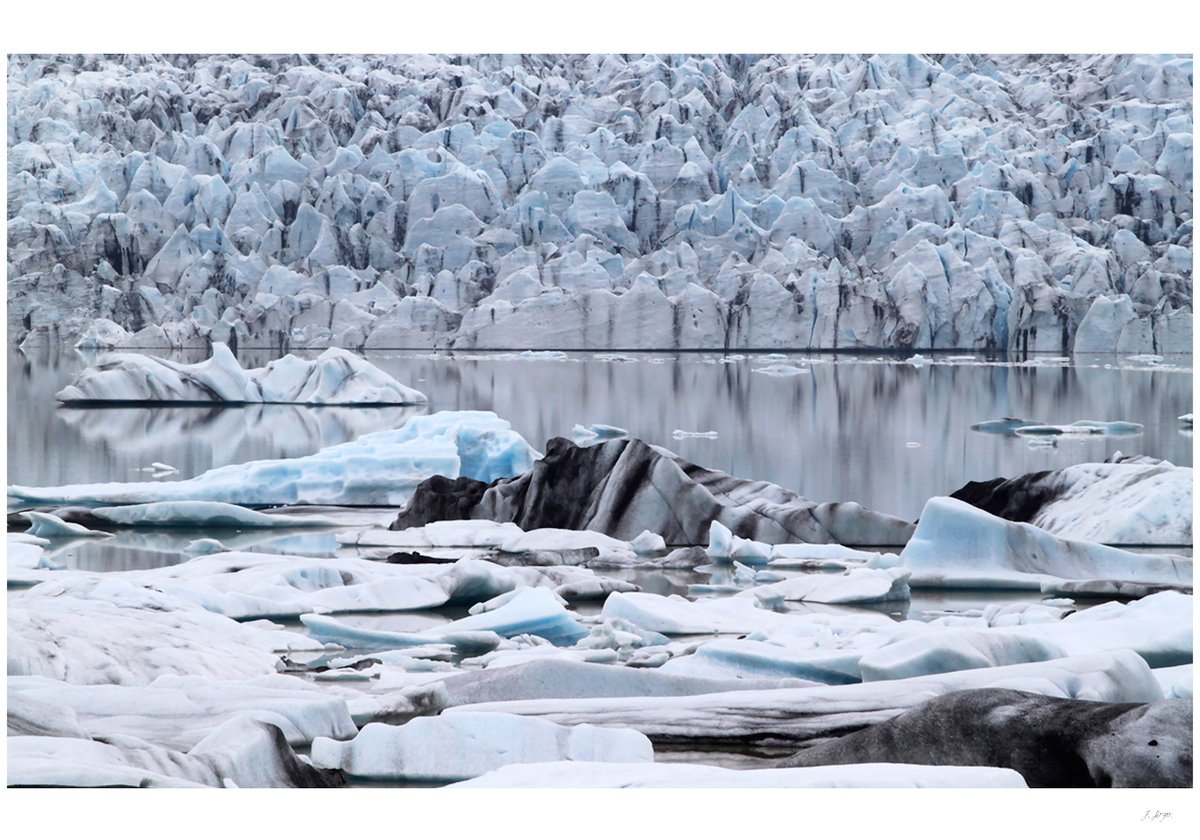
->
<box><xmin>8</xmin><ymin>347</ymin><xmax>1193</xmax><ymax>522</ymax></box>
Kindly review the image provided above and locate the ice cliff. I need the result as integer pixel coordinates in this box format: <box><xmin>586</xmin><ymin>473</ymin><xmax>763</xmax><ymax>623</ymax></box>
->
<box><xmin>8</xmin><ymin>54</ymin><xmax>1192</xmax><ymax>353</ymax></box>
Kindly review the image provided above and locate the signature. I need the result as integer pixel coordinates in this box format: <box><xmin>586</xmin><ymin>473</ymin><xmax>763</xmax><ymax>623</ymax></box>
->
<box><xmin>1142</xmin><ymin>810</ymin><xmax>1173</xmax><ymax>823</ymax></box>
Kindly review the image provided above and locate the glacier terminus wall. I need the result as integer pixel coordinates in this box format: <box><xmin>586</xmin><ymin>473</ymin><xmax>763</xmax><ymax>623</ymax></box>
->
<box><xmin>7</xmin><ymin>54</ymin><xmax>1193</xmax><ymax>354</ymax></box>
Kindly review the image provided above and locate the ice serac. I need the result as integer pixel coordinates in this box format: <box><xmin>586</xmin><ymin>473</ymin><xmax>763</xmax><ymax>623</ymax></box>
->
<box><xmin>900</xmin><ymin>496</ymin><xmax>1192</xmax><ymax>589</ymax></box>
<box><xmin>779</xmin><ymin>689</ymin><xmax>1192</xmax><ymax>788</ymax></box>
<box><xmin>56</xmin><ymin>343</ymin><xmax>426</xmax><ymax>405</ymax></box>
<box><xmin>392</xmin><ymin>436</ymin><xmax>914</xmax><ymax>546</ymax></box>
<box><xmin>310</xmin><ymin>712</ymin><xmax>652</xmax><ymax>781</ymax></box>
<box><xmin>8</xmin><ymin>410</ymin><xmax>539</xmax><ymax>507</ymax></box>
<box><xmin>950</xmin><ymin>458</ymin><xmax>1193</xmax><ymax>545</ymax></box>
<box><xmin>10</xmin><ymin>56</ymin><xmax>1189</xmax><ymax>355</ymax></box>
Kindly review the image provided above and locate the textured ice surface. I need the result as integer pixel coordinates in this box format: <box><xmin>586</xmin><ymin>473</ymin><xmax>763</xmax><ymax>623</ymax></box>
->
<box><xmin>8</xmin><ymin>579</ymin><xmax>320</xmax><ymax>685</ymax></box>
<box><xmin>310</xmin><ymin>712</ymin><xmax>652</xmax><ymax>781</ymax></box>
<box><xmin>9</xmin><ymin>55</ymin><xmax>1191</xmax><ymax>355</ymax></box>
<box><xmin>448</xmin><ymin>650</ymin><xmax>1164</xmax><ymax>744</ymax></box>
<box><xmin>56</xmin><ymin>343</ymin><xmax>426</xmax><ymax>405</ymax></box>
<box><xmin>8</xmin><ymin>673</ymin><xmax>357</xmax><ymax>748</ymax></box>
<box><xmin>8</xmin><ymin>410</ymin><xmax>539</xmax><ymax>506</ymax></box>
<box><xmin>898</xmin><ymin>497</ymin><xmax>1191</xmax><ymax>589</ymax></box>
<box><xmin>452</xmin><ymin>760</ymin><xmax>1027</xmax><ymax>788</ymax></box>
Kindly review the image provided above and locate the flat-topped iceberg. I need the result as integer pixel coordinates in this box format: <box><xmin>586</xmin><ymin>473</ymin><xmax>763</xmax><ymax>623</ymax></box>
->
<box><xmin>8</xmin><ymin>410</ymin><xmax>539</xmax><ymax>507</ymax></box>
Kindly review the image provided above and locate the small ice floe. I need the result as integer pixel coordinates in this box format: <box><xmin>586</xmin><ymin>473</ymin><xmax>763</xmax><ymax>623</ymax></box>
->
<box><xmin>1013</xmin><ymin>420</ymin><xmax>1144</xmax><ymax>438</ymax></box>
<box><xmin>759</xmin><ymin>353</ymin><xmax>788</xmax><ymax>362</ymax></box>
<box><xmin>753</xmin><ymin>364</ymin><xmax>809</xmax><ymax>377</ymax></box>
<box><xmin>1026</xmin><ymin>437</ymin><xmax>1058</xmax><ymax>449</ymax></box>
<box><xmin>310</xmin><ymin>712</ymin><xmax>652</xmax><ymax>782</ymax></box>
<box><xmin>184</xmin><ymin>538</ymin><xmax>234</xmax><ymax>556</ymax></box>
<box><xmin>719</xmin><ymin>354</ymin><xmax>744</xmax><ymax>364</ymax></box>
<box><xmin>905</xmin><ymin>354</ymin><xmax>927</xmax><ymax>367</ymax></box>
<box><xmin>1179</xmin><ymin>413</ymin><xmax>1193</xmax><ymax>428</ymax></box>
<box><xmin>519</xmin><ymin>350</ymin><xmax>568</xmax><ymax>361</ymax></box>
<box><xmin>24</xmin><ymin>511</ymin><xmax>112</xmax><ymax>539</ymax></box>
<box><xmin>592</xmin><ymin>353</ymin><xmax>638</xmax><ymax>363</ymax></box>
<box><xmin>571</xmin><ymin>423</ymin><xmax>630</xmax><ymax>446</ymax></box>
<box><xmin>672</xmin><ymin>429</ymin><xmax>719</xmax><ymax>439</ymax></box>
<box><xmin>150</xmin><ymin>461</ymin><xmax>178</xmax><ymax>475</ymax></box>
<box><xmin>630</xmin><ymin>530</ymin><xmax>666</xmax><ymax>556</ymax></box>
<box><xmin>970</xmin><ymin>417</ymin><xmax>1040</xmax><ymax>436</ymax></box>
<box><xmin>1127</xmin><ymin>354</ymin><xmax>1165</xmax><ymax>365</ymax></box>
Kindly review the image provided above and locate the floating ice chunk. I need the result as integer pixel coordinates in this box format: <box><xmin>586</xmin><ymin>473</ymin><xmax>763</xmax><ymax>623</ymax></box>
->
<box><xmin>571</xmin><ymin>423</ymin><xmax>630</xmax><ymax>445</ymax></box>
<box><xmin>341</xmin><ymin>520</ymin><xmax>526</xmax><ymax>548</ymax></box>
<box><xmin>90</xmin><ymin>501</ymin><xmax>338</xmax><ymax>529</ymax></box>
<box><xmin>601</xmin><ymin>591</ymin><xmax>801</xmax><ymax>635</ymax></box>
<box><xmin>1180</xmin><ymin>413</ymin><xmax>1193</xmax><ymax>428</ymax></box>
<box><xmin>519</xmin><ymin>350</ymin><xmax>568</xmax><ymax>360</ymax></box>
<box><xmin>303</xmin><ymin>587</ymin><xmax>588</xmax><ymax>648</ymax></box>
<box><xmin>1014</xmin><ymin>420</ymin><xmax>1144</xmax><ymax>438</ymax></box>
<box><xmin>709</xmin><ymin>521</ymin><xmax>891</xmax><ymax>570</ymax></box>
<box><xmin>592</xmin><ymin>353</ymin><xmax>638</xmax><ymax>363</ymax></box>
<box><xmin>630</xmin><ymin>530</ymin><xmax>667</xmax><ymax>555</ymax></box>
<box><xmin>759</xmin><ymin>354</ymin><xmax>788</xmax><ymax>362</ymax></box>
<box><xmin>906</xmin><ymin>354</ymin><xmax>927</xmax><ymax>367</ymax></box>
<box><xmin>900</xmin><ymin>497</ymin><xmax>1191</xmax><ymax>589</ymax></box>
<box><xmin>672</xmin><ymin>429</ymin><xmax>719</xmax><ymax>439</ymax></box>
<box><xmin>970</xmin><ymin>418</ymin><xmax>1039</xmax><ymax>436</ymax></box>
<box><xmin>449</xmin><ymin>651</ymin><xmax>1163</xmax><ymax>744</ymax></box>
<box><xmin>24</xmin><ymin>511</ymin><xmax>112</xmax><ymax>539</ymax></box>
<box><xmin>753</xmin><ymin>364</ymin><xmax>809</xmax><ymax>376</ymax></box>
<box><xmin>184</xmin><ymin>538</ymin><xmax>233</xmax><ymax>556</ymax></box>
<box><xmin>741</xmin><ymin>568</ymin><xmax>912</xmax><ymax>606</ymax></box>
<box><xmin>497</xmin><ymin>528</ymin><xmax>629</xmax><ymax>554</ymax></box>
<box><xmin>310</xmin><ymin>713</ymin><xmax>652</xmax><ymax>782</ymax></box>
<box><xmin>9</xmin><ymin>410</ymin><xmax>540</xmax><ymax>507</ymax></box>
<box><xmin>7</xmin><ymin>538</ymin><xmax>65</xmax><ymax>586</ymax></box>
<box><xmin>56</xmin><ymin>343</ymin><xmax>427</xmax><ymax>405</ymax></box>
<box><xmin>149</xmin><ymin>462</ymin><xmax>178</xmax><ymax>475</ymax></box>
<box><xmin>452</xmin><ymin>761</ymin><xmax>1027</xmax><ymax>788</ymax></box>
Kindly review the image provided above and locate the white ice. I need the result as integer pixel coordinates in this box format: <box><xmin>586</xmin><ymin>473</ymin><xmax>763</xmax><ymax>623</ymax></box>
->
<box><xmin>310</xmin><ymin>712</ymin><xmax>652</xmax><ymax>781</ymax></box>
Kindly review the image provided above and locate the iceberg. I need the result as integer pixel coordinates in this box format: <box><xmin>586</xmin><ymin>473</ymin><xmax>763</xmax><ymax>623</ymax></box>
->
<box><xmin>57</xmin><ymin>343</ymin><xmax>427</xmax><ymax>405</ymax></box>
<box><xmin>899</xmin><ymin>497</ymin><xmax>1192</xmax><ymax>589</ymax></box>
<box><xmin>310</xmin><ymin>712</ymin><xmax>652</xmax><ymax>782</ymax></box>
<box><xmin>393</xmin><ymin>436</ymin><xmax>915</xmax><ymax>546</ymax></box>
<box><xmin>779</xmin><ymin>688</ymin><xmax>1192</xmax><ymax>788</ymax></box>
<box><xmin>9</xmin><ymin>410</ymin><xmax>540</xmax><ymax>507</ymax></box>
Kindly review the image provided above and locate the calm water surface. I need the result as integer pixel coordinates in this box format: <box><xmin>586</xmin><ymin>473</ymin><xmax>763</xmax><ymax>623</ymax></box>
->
<box><xmin>9</xmin><ymin>347</ymin><xmax>1192</xmax><ymax>522</ymax></box>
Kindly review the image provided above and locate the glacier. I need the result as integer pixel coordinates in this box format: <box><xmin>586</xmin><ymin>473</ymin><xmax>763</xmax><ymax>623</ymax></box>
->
<box><xmin>7</xmin><ymin>54</ymin><xmax>1191</xmax><ymax>356</ymax></box>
